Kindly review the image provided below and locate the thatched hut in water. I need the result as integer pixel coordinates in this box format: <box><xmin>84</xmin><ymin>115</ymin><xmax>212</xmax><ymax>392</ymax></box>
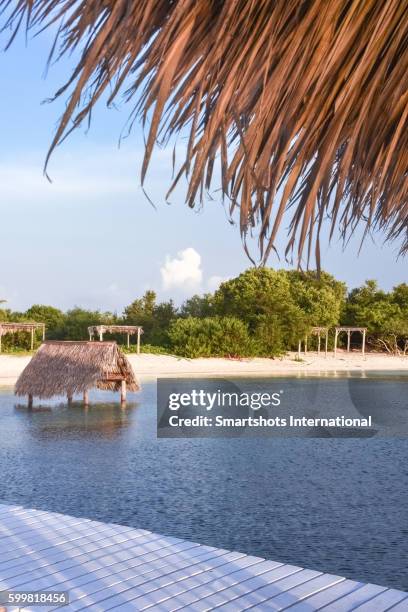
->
<box><xmin>15</xmin><ymin>341</ymin><xmax>139</xmax><ymax>407</ymax></box>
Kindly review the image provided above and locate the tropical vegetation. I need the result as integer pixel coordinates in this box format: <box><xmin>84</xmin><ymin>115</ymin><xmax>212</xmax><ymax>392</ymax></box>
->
<box><xmin>1</xmin><ymin>269</ymin><xmax>406</xmax><ymax>357</ymax></box>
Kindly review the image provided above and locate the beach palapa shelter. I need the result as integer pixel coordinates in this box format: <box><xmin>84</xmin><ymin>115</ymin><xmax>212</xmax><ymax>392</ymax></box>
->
<box><xmin>0</xmin><ymin>322</ymin><xmax>45</xmax><ymax>352</ymax></box>
<box><xmin>15</xmin><ymin>341</ymin><xmax>139</xmax><ymax>407</ymax></box>
<box><xmin>88</xmin><ymin>325</ymin><xmax>143</xmax><ymax>352</ymax></box>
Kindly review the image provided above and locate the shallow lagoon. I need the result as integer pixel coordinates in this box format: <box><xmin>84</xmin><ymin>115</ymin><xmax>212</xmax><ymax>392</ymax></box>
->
<box><xmin>0</xmin><ymin>374</ymin><xmax>407</xmax><ymax>590</ymax></box>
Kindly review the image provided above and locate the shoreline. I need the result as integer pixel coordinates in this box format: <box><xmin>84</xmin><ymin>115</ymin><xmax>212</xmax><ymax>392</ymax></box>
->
<box><xmin>0</xmin><ymin>351</ymin><xmax>407</xmax><ymax>387</ymax></box>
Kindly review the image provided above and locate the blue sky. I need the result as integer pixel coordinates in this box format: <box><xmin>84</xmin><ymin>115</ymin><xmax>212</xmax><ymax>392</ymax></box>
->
<box><xmin>0</xmin><ymin>28</ymin><xmax>406</xmax><ymax>312</ymax></box>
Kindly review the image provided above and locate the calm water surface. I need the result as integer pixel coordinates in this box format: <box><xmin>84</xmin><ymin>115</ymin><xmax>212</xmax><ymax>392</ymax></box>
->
<box><xmin>0</xmin><ymin>375</ymin><xmax>407</xmax><ymax>591</ymax></box>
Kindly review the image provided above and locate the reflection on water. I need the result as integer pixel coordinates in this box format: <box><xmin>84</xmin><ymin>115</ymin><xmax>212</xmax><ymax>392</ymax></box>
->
<box><xmin>0</xmin><ymin>376</ymin><xmax>407</xmax><ymax>592</ymax></box>
<box><xmin>14</xmin><ymin>401</ymin><xmax>138</xmax><ymax>440</ymax></box>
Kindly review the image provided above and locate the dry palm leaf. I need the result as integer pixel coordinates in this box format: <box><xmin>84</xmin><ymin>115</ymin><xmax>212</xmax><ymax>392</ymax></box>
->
<box><xmin>1</xmin><ymin>0</ymin><xmax>408</xmax><ymax>265</ymax></box>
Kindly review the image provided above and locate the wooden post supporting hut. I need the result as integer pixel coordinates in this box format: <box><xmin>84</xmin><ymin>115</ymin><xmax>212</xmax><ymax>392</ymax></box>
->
<box><xmin>121</xmin><ymin>380</ymin><xmax>127</xmax><ymax>404</ymax></box>
<box><xmin>14</xmin><ymin>341</ymin><xmax>139</xmax><ymax>407</ymax></box>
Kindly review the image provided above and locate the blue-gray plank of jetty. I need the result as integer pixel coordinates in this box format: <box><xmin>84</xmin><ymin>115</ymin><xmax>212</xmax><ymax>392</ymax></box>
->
<box><xmin>0</xmin><ymin>503</ymin><xmax>406</xmax><ymax>611</ymax></box>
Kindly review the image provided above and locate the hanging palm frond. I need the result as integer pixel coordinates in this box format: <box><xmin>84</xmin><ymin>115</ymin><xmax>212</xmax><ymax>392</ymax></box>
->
<box><xmin>2</xmin><ymin>0</ymin><xmax>408</xmax><ymax>265</ymax></box>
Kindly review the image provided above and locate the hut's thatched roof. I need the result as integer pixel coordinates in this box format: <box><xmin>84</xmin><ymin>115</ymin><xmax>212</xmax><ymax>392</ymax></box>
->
<box><xmin>2</xmin><ymin>1</ymin><xmax>408</xmax><ymax>265</ymax></box>
<box><xmin>15</xmin><ymin>341</ymin><xmax>139</xmax><ymax>399</ymax></box>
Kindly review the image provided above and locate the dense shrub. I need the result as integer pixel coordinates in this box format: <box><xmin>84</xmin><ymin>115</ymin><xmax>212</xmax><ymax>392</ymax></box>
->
<box><xmin>252</xmin><ymin>307</ymin><xmax>310</xmax><ymax>356</ymax></box>
<box><xmin>124</xmin><ymin>344</ymin><xmax>171</xmax><ymax>355</ymax></box>
<box><xmin>213</xmin><ymin>268</ymin><xmax>345</xmax><ymax>330</ymax></box>
<box><xmin>168</xmin><ymin>316</ymin><xmax>253</xmax><ymax>358</ymax></box>
<box><xmin>343</xmin><ymin>281</ymin><xmax>408</xmax><ymax>354</ymax></box>
<box><xmin>286</xmin><ymin>270</ymin><xmax>346</xmax><ymax>327</ymax></box>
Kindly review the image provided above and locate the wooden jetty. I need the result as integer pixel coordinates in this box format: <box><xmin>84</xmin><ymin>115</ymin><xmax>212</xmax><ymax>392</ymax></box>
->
<box><xmin>0</xmin><ymin>503</ymin><xmax>406</xmax><ymax>610</ymax></box>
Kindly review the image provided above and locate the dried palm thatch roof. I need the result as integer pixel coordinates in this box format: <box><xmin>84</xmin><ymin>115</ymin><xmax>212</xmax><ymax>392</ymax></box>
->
<box><xmin>15</xmin><ymin>341</ymin><xmax>139</xmax><ymax>399</ymax></box>
<box><xmin>88</xmin><ymin>325</ymin><xmax>143</xmax><ymax>336</ymax></box>
<box><xmin>2</xmin><ymin>1</ymin><xmax>408</xmax><ymax>265</ymax></box>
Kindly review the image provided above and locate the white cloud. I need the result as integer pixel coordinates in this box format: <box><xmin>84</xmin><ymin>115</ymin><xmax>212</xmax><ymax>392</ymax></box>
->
<box><xmin>161</xmin><ymin>248</ymin><xmax>203</xmax><ymax>291</ymax></box>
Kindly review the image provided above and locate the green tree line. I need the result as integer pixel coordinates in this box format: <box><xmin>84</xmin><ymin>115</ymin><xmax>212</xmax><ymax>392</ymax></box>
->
<box><xmin>1</xmin><ymin>269</ymin><xmax>407</xmax><ymax>356</ymax></box>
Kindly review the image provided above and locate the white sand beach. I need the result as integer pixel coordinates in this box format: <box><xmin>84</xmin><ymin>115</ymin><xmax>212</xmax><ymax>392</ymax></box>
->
<box><xmin>0</xmin><ymin>351</ymin><xmax>407</xmax><ymax>387</ymax></box>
